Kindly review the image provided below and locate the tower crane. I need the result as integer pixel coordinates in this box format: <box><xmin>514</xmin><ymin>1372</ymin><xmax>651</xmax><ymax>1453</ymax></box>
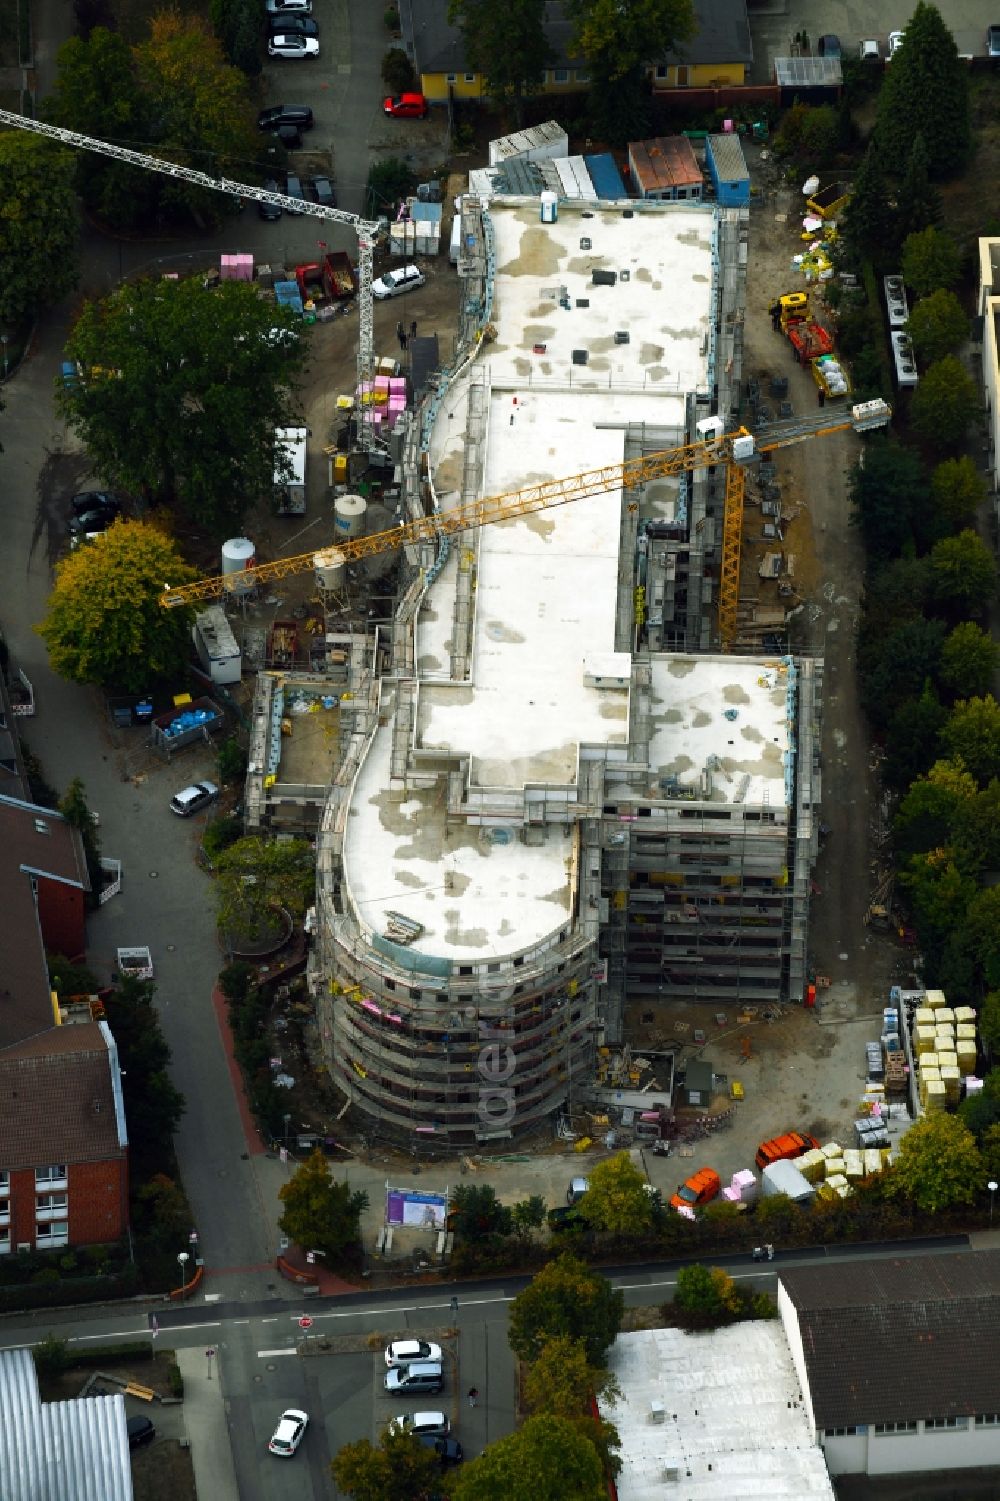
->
<box><xmin>159</xmin><ymin>402</ymin><xmax>892</xmax><ymax>645</ymax></box>
<box><xmin>0</xmin><ymin>108</ymin><xmax>385</xmax><ymax>455</ymax></box>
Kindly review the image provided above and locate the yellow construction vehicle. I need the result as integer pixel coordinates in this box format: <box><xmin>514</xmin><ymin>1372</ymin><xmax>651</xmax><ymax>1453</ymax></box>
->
<box><xmin>160</xmin><ymin>403</ymin><xmax>891</xmax><ymax>648</ymax></box>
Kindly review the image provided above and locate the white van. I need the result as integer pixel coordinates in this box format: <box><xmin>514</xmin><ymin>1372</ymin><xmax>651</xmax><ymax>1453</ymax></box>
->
<box><xmin>274</xmin><ymin>426</ymin><xmax>307</xmax><ymax>514</ymax></box>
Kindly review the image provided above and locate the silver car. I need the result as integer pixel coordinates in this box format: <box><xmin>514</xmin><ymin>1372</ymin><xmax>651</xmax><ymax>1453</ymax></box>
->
<box><xmin>169</xmin><ymin>781</ymin><xmax>219</xmax><ymax>817</ymax></box>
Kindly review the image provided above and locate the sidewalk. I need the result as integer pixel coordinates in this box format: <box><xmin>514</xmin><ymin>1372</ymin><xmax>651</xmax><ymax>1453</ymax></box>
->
<box><xmin>176</xmin><ymin>1346</ymin><xmax>239</xmax><ymax>1501</ymax></box>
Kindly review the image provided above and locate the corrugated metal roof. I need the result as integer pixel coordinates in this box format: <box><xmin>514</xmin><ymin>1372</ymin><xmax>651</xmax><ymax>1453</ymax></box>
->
<box><xmin>0</xmin><ymin>1347</ymin><xmax>133</xmax><ymax>1501</ymax></box>
<box><xmin>774</xmin><ymin>56</ymin><xmax>842</xmax><ymax>85</ymax></box>
<box><xmin>707</xmin><ymin>133</ymin><xmax>749</xmax><ymax>182</ymax></box>
<box><xmin>629</xmin><ymin>136</ymin><xmax>701</xmax><ymax>193</ymax></box>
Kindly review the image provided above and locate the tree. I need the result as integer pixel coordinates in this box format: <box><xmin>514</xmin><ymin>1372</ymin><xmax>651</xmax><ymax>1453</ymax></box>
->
<box><xmin>980</xmin><ymin>993</ymin><xmax>1000</xmax><ymax>1059</ymax></box>
<box><xmin>47</xmin><ymin>954</ymin><xmax>100</xmax><ymax>998</ymax></box>
<box><xmin>450</xmin><ymin>1183</ymin><xmax>512</xmax><ymax>1240</ymax></box>
<box><xmin>840</xmin><ymin>141</ymin><xmax>897</xmax><ymax>266</ymax></box>
<box><xmin>577</xmin><ymin>1151</ymin><xmax>653</xmax><ymax>1234</ymax></box>
<box><xmin>59</xmin><ymin>777</ymin><xmax>104</xmax><ymax>900</ymax></box>
<box><xmin>940</xmin><ymin>622</ymin><xmax>999</xmax><ymax>699</ymax></box>
<box><xmin>510</xmin><ymin>1195</ymin><xmax>547</xmax><ymax>1241</ymax></box>
<box><xmin>894</xmin><ymin>759</ymin><xmax>976</xmax><ymax>857</ymax></box>
<box><xmin>959</xmin><ymin>886</ymin><xmax>1000</xmax><ymax>990</ymax></box>
<box><xmin>674</xmin><ymin>1263</ymin><xmax>741</xmax><ymax>1324</ymax></box>
<box><xmin>508</xmin><ymin>1253</ymin><xmax>623</xmax><ymax>1366</ymax></box>
<box><xmin>901</xmin><ymin>226</ymin><xmax>962</xmax><ymax>298</ymax></box>
<box><xmin>451</xmin><ymin>1414</ymin><xmax>606</xmax><ymax>1501</ymax></box>
<box><xmin>876</xmin><ymin>2</ymin><xmax>970</xmax><ymax>178</ymax></box>
<box><xmin>331</xmin><ymin>1428</ymin><xmax>440</xmax><ymax>1500</ymax></box>
<box><xmin>36</xmin><ymin>522</ymin><xmax>196</xmax><ymax>692</ymax></box>
<box><xmin>883</xmin><ymin>684</ymin><xmax>948</xmax><ymax>791</ymax></box>
<box><xmin>906</xmin><ymin>289</ymin><xmax>967</xmax><ymax>365</ymax></box>
<box><xmin>279</xmin><ymin>1148</ymin><xmax>368</xmax><ymax>1263</ymax></box>
<box><xmin>928</xmin><ymin>531</ymin><xmax>996</xmax><ymax>616</ymax></box>
<box><xmin>941</xmin><ymin>697</ymin><xmax>1000</xmax><ymax>786</ymax></box>
<box><xmin>45</xmin><ymin>27</ymin><xmax>152</xmax><ymax>227</ymax></box>
<box><xmin>381</xmin><ymin>46</ymin><xmax>416</xmax><ymax>94</ymax></box>
<box><xmin>215</xmin><ymin>836</ymin><xmax>315</xmax><ymax>943</ymax></box>
<box><xmin>899</xmin><ymin>849</ymin><xmax>976</xmax><ymax>962</ymax></box>
<box><xmin>209</xmin><ymin>0</ymin><xmax>263</xmax><ymax>76</ymax></box>
<box><xmin>102</xmin><ymin>976</ymin><xmax>185</xmax><ymax>1178</ymax></box>
<box><xmin>565</xmin><ymin>0</ymin><xmax>694</xmax><ymax>144</ymax></box>
<box><xmin>0</xmin><ymin>133</ymin><xmax>79</xmax><ymax>327</ymax></box>
<box><xmin>889</xmin><ymin>1113</ymin><xmax>982</xmax><ymax>1212</ymax></box>
<box><xmin>524</xmin><ymin>1334</ymin><xmax>620</xmax><ymax>1420</ymax></box>
<box><xmin>848</xmin><ymin>441</ymin><xmax>928</xmax><ymax>562</ymax></box>
<box><xmin>894</xmin><ymin>132</ymin><xmax>942</xmax><ymax>241</ymax></box>
<box><xmin>59</xmin><ymin>277</ymin><xmax>305</xmax><ymax>531</ymax></box>
<box><xmin>860</xmin><ymin>621</ymin><xmax>946</xmax><ymax>731</ymax></box>
<box><xmin>910</xmin><ymin>357</ymin><xmax>979</xmax><ymax>453</ymax></box>
<box><xmin>931</xmin><ymin>456</ymin><xmax>987</xmax><ymax>531</ymax></box>
<box><xmin>447</xmin><ymin>0</ymin><xmax>552</xmax><ymax>124</ymax></box>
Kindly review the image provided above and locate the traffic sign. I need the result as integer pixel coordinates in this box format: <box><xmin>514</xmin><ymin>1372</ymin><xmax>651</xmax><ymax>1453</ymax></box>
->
<box><xmin>298</xmin><ymin>1315</ymin><xmax>314</xmax><ymax>1331</ymax></box>
<box><xmin>205</xmin><ymin>1348</ymin><xmax>216</xmax><ymax>1358</ymax></box>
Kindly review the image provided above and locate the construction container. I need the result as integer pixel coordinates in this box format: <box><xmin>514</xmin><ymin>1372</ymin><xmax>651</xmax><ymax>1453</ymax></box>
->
<box><xmin>150</xmin><ymin>696</ymin><xmax>224</xmax><ymax>756</ymax></box>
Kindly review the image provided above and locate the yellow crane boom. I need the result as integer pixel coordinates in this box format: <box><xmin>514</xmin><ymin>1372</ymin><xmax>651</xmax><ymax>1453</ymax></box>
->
<box><xmin>160</xmin><ymin>403</ymin><xmax>891</xmax><ymax>645</ymax></box>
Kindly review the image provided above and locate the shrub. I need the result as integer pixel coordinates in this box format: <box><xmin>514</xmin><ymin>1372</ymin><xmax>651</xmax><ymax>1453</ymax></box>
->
<box><xmin>203</xmin><ymin>814</ymin><xmax>243</xmax><ymax>860</ymax></box>
<box><xmin>382</xmin><ymin>46</ymin><xmax>415</xmax><ymax>94</ymax></box>
<box><xmin>167</xmin><ymin>1361</ymin><xmax>184</xmax><ymax>1397</ymax></box>
<box><xmin>33</xmin><ymin>1335</ymin><xmax>71</xmax><ymax>1377</ymax></box>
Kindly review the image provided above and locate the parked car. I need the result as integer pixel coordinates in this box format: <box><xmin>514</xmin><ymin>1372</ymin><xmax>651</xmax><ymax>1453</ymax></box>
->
<box><xmin>259</xmin><ymin>178</ymin><xmax>283</xmax><ymax>220</ymax></box>
<box><xmin>169</xmin><ymin>781</ymin><xmax>219</xmax><ymax>818</ymax></box>
<box><xmin>755</xmin><ymin>1131</ymin><xmax>819</xmax><ymax>1171</ymax></box>
<box><xmin>817</xmin><ymin>34</ymin><xmax>841</xmax><ymax>58</ymax></box>
<box><xmin>989</xmin><ymin>24</ymin><xmax>1000</xmax><ymax>57</ymax></box>
<box><xmin>285</xmin><ymin>173</ymin><xmax>307</xmax><ymax>213</ymax></box>
<box><xmin>126</xmin><ymin>1416</ymin><xmax>156</xmax><ymax>1449</ymax></box>
<box><xmin>887</xmin><ymin>29</ymin><xmax>905</xmax><ymax>57</ymax></box>
<box><xmin>270</xmin><ymin>124</ymin><xmax>303</xmax><ymax>149</ymax></box>
<box><xmin>308</xmin><ymin>175</ymin><xmax>336</xmax><ymax>207</ymax></box>
<box><xmin>383</xmin><ymin>92</ymin><xmax>428</xmax><ymax>118</ymax></box>
<box><xmin>68</xmin><ymin>501</ymin><xmax>122</xmax><ymax>537</ymax></box>
<box><xmin>372</xmin><ymin>264</ymin><xmax>426</xmax><ymax>299</ymax></box>
<box><xmin>71</xmin><ymin>490</ymin><xmax>121</xmax><ymax>519</ymax></box>
<box><xmin>384</xmin><ymin>1361</ymin><xmax>444</xmax><ymax>1395</ymax></box>
<box><xmin>385</xmin><ymin>1339</ymin><xmax>443</xmax><ymax>1368</ymax></box>
<box><xmin>268</xmin><ymin>1408</ymin><xmax>309</xmax><ymax>1456</ymax></box>
<box><xmin>268</xmin><ymin>33</ymin><xmax>319</xmax><ymax>58</ymax></box>
<box><xmin>669</xmin><ymin>1166</ymin><xmax>721</xmax><ymax>1213</ymax></box>
<box><xmin>60</xmin><ymin>360</ymin><xmax>80</xmax><ymax>388</ymax></box>
<box><xmin>257</xmin><ymin>104</ymin><xmax>314</xmax><ymax>132</ymax></box>
<box><xmin>419</xmin><ymin>1435</ymin><xmax>464</xmax><ymax>1465</ymax></box>
<box><xmin>388</xmin><ymin>1412</ymin><xmax>450</xmax><ymax>1438</ymax></box>
<box><xmin>265</xmin><ymin>0</ymin><xmax>312</xmax><ymax>12</ymax></box>
<box><xmin>566</xmin><ymin>1175</ymin><xmax>589</xmax><ymax>1205</ymax></box>
<box><xmin>266</xmin><ymin>13</ymin><xmax>318</xmax><ymax>35</ymax></box>
<box><xmin>547</xmin><ymin>1204</ymin><xmax>584</xmax><ymax>1232</ymax></box>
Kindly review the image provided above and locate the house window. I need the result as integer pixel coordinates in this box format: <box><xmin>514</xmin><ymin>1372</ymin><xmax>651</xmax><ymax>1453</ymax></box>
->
<box><xmin>925</xmin><ymin>1416</ymin><xmax>968</xmax><ymax>1430</ymax></box>
<box><xmin>575</xmin><ymin>70</ymin><xmax>590</xmax><ymax>83</ymax></box>
<box><xmin>823</xmin><ymin>1426</ymin><xmax>859</xmax><ymax>1437</ymax></box>
<box><xmin>0</xmin><ymin>1231</ymin><xmax>9</xmax><ymax>1255</ymax></box>
<box><xmin>655</xmin><ymin>63</ymin><xmax>667</xmax><ymax>79</ymax></box>
<box><xmin>552</xmin><ymin>68</ymin><xmax>569</xmax><ymax>83</ymax></box>
<box><xmin>874</xmin><ymin>1421</ymin><xmax>917</xmax><ymax>1435</ymax></box>
<box><xmin>35</xmin><ymin>1165</ymin><xmax>67</xmax><ymax>1188</ymax></box>
<box><xmin>976</xmin><ymin>1414</ymin><xmax>1000</xmax><ymax>1427</ymax></box>
<box><xmin>463</xmin><ymin>73</ymin><xmax>476</xmax><ymax>83</ymax></box>
<box><xmin>446</xmin><ymin>73</ymin><xmax>457</xmax><ymax>84</ymax></box>
<box><xmin>0</xmin><ymin>1172</ymin><xmax>8</xmax><ymax>1191</ymax></box>
<box><xmin>36</xmin><ymin>1193</ymin><xmax>68</xmax><ymax>1219</ymax></box>
<box><xmin>35</xmin><ymin>1221</ymin><xmax>69</xmax><ymax>1247</ymax></box>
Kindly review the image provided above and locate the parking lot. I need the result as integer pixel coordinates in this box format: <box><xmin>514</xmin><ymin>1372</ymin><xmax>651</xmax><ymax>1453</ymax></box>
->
<box><xmin>747</xmin><ymin>0</ymin><xmax>1000</xmax><ymax>80</ymax></box>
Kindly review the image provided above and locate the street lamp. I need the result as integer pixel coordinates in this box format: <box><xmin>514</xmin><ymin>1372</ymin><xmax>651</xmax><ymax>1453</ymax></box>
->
<box><xmin>989</xmin><ymin>1180</ymin><xmax>998</xmax><ymax>1227</ymax></box>
<box><xmin>176</xmin><ymin>1250</ymin><xmax>190</xmax><ymax>1295</ymax></box>
<box><xmin>283</xmin><ymin>1113</ymin><xmax>292</xmax><ymax>1147</ymax></box>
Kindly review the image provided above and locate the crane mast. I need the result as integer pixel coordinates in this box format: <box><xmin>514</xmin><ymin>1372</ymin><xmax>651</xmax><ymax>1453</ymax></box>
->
<box><xmin>0</xmin><ymin>107</ymin><xmax>383</xmax><ymax>453</ymax></box>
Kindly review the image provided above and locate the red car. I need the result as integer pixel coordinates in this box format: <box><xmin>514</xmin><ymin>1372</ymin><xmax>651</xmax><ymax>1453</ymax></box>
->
<box><xmin>383</xmin><ymin>92</ymin><xmax>428</xmax><ymax>119</ymax></box>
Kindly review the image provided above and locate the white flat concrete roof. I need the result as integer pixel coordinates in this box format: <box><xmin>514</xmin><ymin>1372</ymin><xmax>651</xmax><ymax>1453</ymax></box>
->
<box><xmin>343</xmin><ymin>710</ymin><xmax>575</xmax><ymax>960</ymax></box>
<box><xmin>600</xmin><ymin>1325</ymin><xmax>835</xmax><ymax>1501</ymax></box>
<box><xmin>347</xmin><ymin>201</ymin><xmax>717</xmax><ymax>960</ymax></box>
<box><xmin>648</xmin><ymin>655</ymin><xmax>791</xmax><ymax>807</ymax></box>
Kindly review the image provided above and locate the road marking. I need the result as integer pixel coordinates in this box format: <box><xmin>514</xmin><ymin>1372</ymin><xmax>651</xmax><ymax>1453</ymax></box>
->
<box><xmin>258</xmin><ymin>1348</ymin><xmax>297</xmax><ymax>1358</ymax></box>
<box><xmin>156</xmin><ymin>1322</ymin><xmax>223</xmax><ymax>1333</ymax></box>
<box><xmin>260</xmin><ymin>1317</ymin><xmax>279</xmax><ymax>1323</ymax></box>
<box><xmin>72</xmin><ymin>1329</ymin><xmax>152</xmax><ymax>1342</ymax></box>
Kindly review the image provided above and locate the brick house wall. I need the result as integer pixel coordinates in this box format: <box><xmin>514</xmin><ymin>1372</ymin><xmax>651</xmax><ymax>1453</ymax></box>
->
<box><xmin>5</xmin><ymin>1156</ymin><xmax>128</xmax><ymax>1253</ymax></box>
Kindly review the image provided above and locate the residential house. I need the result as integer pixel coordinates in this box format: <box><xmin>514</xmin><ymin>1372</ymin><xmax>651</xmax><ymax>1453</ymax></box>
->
<box><xmin>654</xmin><ymin>0</ymin><xmax>753</xmax><ymax>88</ymax></box>
<box><xmin>779</xmin><ymin>1249</ymin><xmax>1000</xmax><ymax>1477</ymax></box>
<box><xmin>0</xmin><ymin>794</ymin><xmax>91</xmax><ymax>984</ymax></box>
<box><xmin>400</xmin><ymin>0</ymin><xmax>755</xmax><ymax>104</ymax></box>
<box><xmin>0</xmin><ymin>1023</ymin><xmax>129</xmax><ymax>1254</ymax></box>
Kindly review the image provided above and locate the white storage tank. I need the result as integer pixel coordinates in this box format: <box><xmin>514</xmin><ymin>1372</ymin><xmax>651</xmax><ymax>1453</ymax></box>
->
<box><xmin>334</xmin><ymin>494</ymin><xmax>367</xmax><ymax>540</ymax></box>
<box><xmin>221</xmin><ymin>537</ymin><xmax>256</xmax><ymax>595</ymax></box>
<box><xmin>314</xmin><ymin>546</ymin><xmax>347</xmax><ymax>591</ymax></box>
<box><xmin>540</xmin><ymin>190</ymin><xmax>558</xmax><ymax>224</ymax></box>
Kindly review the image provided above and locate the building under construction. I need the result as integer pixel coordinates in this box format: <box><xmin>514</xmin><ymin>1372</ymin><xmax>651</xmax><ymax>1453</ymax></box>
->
<box><xmin>309</xmin><ymin>191</ymin><xmax>823</xmax><ymax>1148</ymax></box>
